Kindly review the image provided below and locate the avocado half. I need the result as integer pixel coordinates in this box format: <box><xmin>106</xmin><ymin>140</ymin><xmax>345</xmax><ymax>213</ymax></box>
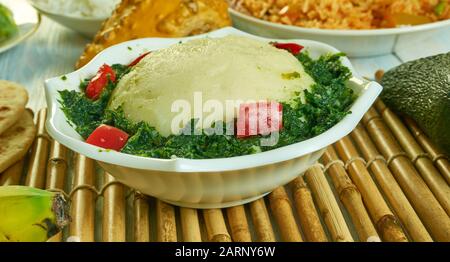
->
<box><xmin>381</xmin><ymin>52</ymin><xmax>450</xmax><ymax>155</ymax></box>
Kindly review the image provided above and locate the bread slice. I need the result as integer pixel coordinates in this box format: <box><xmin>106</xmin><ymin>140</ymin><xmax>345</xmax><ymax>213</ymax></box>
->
<box><xmin>0</xmin><ymin>110</ymin><xmax>36</xmax><ymax>174</ymax></box>
<box><xmin>0</xmin><ymin>80</ymin><xmax>28</xmax><ymax>136</ymax></box>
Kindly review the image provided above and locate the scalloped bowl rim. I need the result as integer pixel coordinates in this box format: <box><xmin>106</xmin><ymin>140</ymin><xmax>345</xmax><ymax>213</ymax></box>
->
<box><xmin>229</xmin><ymin>8</ymin><xmax>450</xmax><ymax>36</ymax></box>
<box><xmin>45</xmin><ymin>27</ymin><xmax>382</xmax><ymax>173</ymax></box>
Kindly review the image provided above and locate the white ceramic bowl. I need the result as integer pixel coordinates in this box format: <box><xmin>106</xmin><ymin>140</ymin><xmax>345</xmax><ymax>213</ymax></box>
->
<box><xmin>45</xmin><ymin>27</ymin><xmax>382</xmax><ymax>208</ymax></box>
<box><xmin>229</xmin><ymin>8</ymin><xmax>450</xmax><ymax>57</ymax></box>
<box><xmin>27</xmin><ymin>0</ymin><xmax>105</xmax><ymax>38</ymax></box>
<box><xmin>0</xmin><ymin>0</ymin><xmax>41</xmax><ymax>54</ymax></box>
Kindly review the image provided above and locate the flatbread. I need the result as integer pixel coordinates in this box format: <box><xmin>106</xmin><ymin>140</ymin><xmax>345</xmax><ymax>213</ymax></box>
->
<box><xmin>0</xmin><ymin>110</ymin><xmax>36</xmax><ymax>173</ymax></box>
<box><xmin>0</xmin><ymin>80</ymin><xmax>29</xmax><ymax>136</ymax></box>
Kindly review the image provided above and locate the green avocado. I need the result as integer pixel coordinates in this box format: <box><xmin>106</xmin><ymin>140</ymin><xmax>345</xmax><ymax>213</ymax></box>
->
<box><xmin>0</xmin><ymin>3</ymin><xmax>18</xmax><ymax>42</ymax></box>
<box><xmin>381</xmin><ymin>52</ymin><xmax>450</xmax><ymax>155</ymax></box>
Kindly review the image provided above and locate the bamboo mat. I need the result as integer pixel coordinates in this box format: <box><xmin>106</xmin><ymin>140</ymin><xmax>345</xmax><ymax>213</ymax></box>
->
<box><xmin>1</xmin><ymin>100</ymin><xmax>449</xmax><ymax>242</ymax></box>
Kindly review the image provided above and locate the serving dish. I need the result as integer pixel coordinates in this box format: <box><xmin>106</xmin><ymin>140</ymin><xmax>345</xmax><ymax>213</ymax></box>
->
<box><xmin>45</xmin><ymin>27</ymin><xmax>382</xmax><ymax>208</ymax></box>
<box><xmin>0</xmin><ymin>0</ymin><xmax>40</xmax><ymax>54</ymax></box>
<box><xmin>229</xmin><ymin>8</ymin><xmax>450</xmax><ymax>57</ymax></box>
<box><xmin>27</xmin><ymin>0</ymin><xmax>104</xmax><ymax>38</ymax></box>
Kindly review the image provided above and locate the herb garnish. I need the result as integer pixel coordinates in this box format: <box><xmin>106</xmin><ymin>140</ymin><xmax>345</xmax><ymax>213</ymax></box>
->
<box><xmin>282</xmin><ymin>71</ymin><xmax>301</xmax><ymax>80</ymax></box>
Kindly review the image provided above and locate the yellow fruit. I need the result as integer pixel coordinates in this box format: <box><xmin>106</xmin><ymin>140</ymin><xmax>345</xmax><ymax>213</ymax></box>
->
<box><xmin>0</xmin><ymin>186</ymin><xmax>70</xmax><ymax>242</ymax></box>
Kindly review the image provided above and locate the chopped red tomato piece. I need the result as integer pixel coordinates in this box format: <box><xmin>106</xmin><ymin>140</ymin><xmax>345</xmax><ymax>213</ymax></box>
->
<box><xmin>86</xmin><ymin>64</ymin><xmax>116</xmax><ymax>100</ymax></box>
<box><xmin>237</xmin><ymin>102</ymin><xmax>283</xmax><ymax>138</ymax></box>
<box><xmin>237</xmin><ymin>103</ymin><xmax>258</xmax><ymax>138</ymax></box>
<box><xmin>258</xmin><ymin>102</ymin><xmax>283</xmax><ymax>135</ymax></box>
<box><xmin>86</xmin><ymin>124</ymin><xmax>129</xmax><ymax>151</ymax></box>
<box><xmin>273</xmin><ymin>43</ymin><xmax>304</xmax><ymax>55</ymax></box>
<box><xmin>128</xmin><ymin>52</ymin><xmax>151</xmax><ymax>67</ymax></box>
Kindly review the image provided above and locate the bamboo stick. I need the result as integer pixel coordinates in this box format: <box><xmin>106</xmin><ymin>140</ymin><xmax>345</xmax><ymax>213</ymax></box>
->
<box><xmin>180</xmin><ymin>208</ymin><xmax>202</xmax><ymax>242</ymax></box>
<box><xmin>46</xmin><ymin>141</ymin><xmax>67</xmax><ymax>190</ymax></box>
<box><xmin>362</xmin><ymin>108</ymin><xmax>450</xmax><ymax>241</ymax></box>
<box><xmin>156</xmin><ymin>200</ymin><xmax>177</xmax><ymax>242</ymax></box>
<box><xmin>375</xmin><ymin>72</ymin><xmax>447</xmax><ymax>185</ymax></box>
<box><xmin>404</xmin><ymin>117</ymin><xmax>450</xmax><ymax>185</ymax></box>
<box><xmin>199</xmin><ymin>213</ymin><xmax>209</xmax><ymax>242</ymax></box>
<box><xmin>248</xmin><ymin>198</ymin><xmax>276</xmax><ymax>242</ymax></box>
<box><xmin>334</xmin><ymin>138</ymin><xmax>408</xmax><ymax>242</ymax></box>
<box><xmin>268</xmin><ymin>187</ymin><xmax>303</xmax><ymax>242</ymax></box>
<box><xmin>290</xmin><ymin>176</ymin><xmax>328</xmax><ymax>242</ymax></box>
<box><xmin>133</xmin><ymin>192</ymin><xmax>150</xmax><ymax>242</ymax></box>
<box><xmin>375</xmin><ymin>100</ymin><xmax>450</xmax><ymax>216</ymax></box>
<box><xmin>304</xmin><ymin>165</ymin><xmax>354</xmax><ymax>242</ymax></box>
<box><xmin>226</xmin><ymin>206</ymin><xmax>252</xmax><ymax>242</ymax></box>
<box><xmin>69</xmin><ymin>154</ymin><xmax>96</xmax><ymax>242</ymax></box>
<box><xmin>322</xmin><ymin>147</ymin><xmax>380</xmax><ymax>242</ymax></box>
<box><xmin>352</xmin><ymin>125</ymin><xmax>432</xmax><ymax>242</ymax></box>
<box><xmin>102</xmin><ymin>173</ymin><xmax>126</xmax><ymax>242</ymax></box>
<box><xmin>46</xmin><ymin>141</ymin><xmax>68</xmax><ymax>242</ymax></box>
<box><xmin>0</xmin><ymin>159</ymin><xmax>24</xmax><ymax>186</ymax></box>
<box><xmin>203</xmin><ymin>209</ymin><xmax>232</xmax><ymax>242</ymax></box>
<box><xmin>25</xmin><ymin>109</ymin><xmax>50</xmax><ymax>188</ymax></box>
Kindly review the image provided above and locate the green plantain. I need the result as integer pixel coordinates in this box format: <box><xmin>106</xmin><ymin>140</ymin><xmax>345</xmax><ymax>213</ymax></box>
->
<box><xmin>0</xmin><ymin>186</ymin><xmax>70</xmax><ymax>242</ymax></box>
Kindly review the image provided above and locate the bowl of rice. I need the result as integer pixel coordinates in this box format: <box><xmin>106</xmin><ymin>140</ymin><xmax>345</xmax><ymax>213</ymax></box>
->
<box><xmin>28</xmin><ymin>0</ymin><xmax>120</xmax><ymax>37</ymax></box>
<box><xmin>228</xmin><ymin>0</ymin><xmax>450</xmax><ymax>57</ymax></box>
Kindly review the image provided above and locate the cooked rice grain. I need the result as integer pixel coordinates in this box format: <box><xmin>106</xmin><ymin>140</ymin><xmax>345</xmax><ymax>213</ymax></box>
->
<box><xmin>229</xmin><ymin>0</ymin><xmax>450</xmax><ymax>29</ymax></box>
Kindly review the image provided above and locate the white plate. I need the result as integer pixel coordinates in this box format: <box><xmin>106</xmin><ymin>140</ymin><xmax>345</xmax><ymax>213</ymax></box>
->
<box><xmin>27</xmin><ymin>0</ymin><xmax>105</xmax><ymax>38</ymax></box>
<box><xmin>45</xmin><ymin>27</ymin><xmax>382</xmax><ymax>208</ymax></box>
<box><xmin>229</xmin><ymin>8</ymin><xmax>450</xmax><ymax>57</ymax></box>
<box><xmin>0</xmin><ymin>0</ymin><xmax>40</xmax><ymax>54</ymax></box>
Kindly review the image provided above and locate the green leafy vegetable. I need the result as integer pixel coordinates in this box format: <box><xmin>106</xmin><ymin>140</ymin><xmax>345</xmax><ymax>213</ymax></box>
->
<box><xmin>59</xmin><ymin>53</ymin><xmax>355</xmax><ymax>159</ymax></box>
<box><xmin>295</xmin><ymin>52</ymin><xmax>354</xmax><ymax>136</ymax></box>
<box><xmin>112</xmin><ymin>64</ymin><xmax>131</xmax><ymax>80</ymax></box>
<box><xmin>58</xmin><ymin>81</ymin><xmax>114</xmax><ymax>138</ymax></box>
<box><xmin>0</xmin><ymin>3</ymin><xmax>17</xmax><ymax>42</ymax></box>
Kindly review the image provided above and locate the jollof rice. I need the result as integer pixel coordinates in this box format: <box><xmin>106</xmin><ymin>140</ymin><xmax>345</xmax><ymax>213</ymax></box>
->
<box><xmin>229</xmin><ymin>0</ymin><xmax>450</xmax><ymax>29</ymax></box>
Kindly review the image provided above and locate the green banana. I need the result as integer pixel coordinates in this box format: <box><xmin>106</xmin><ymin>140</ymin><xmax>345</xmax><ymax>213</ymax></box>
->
<box><xmin>0</xmin><ymin>186</ymin><xmax>70</xmax><ymax>242</ymax></box>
